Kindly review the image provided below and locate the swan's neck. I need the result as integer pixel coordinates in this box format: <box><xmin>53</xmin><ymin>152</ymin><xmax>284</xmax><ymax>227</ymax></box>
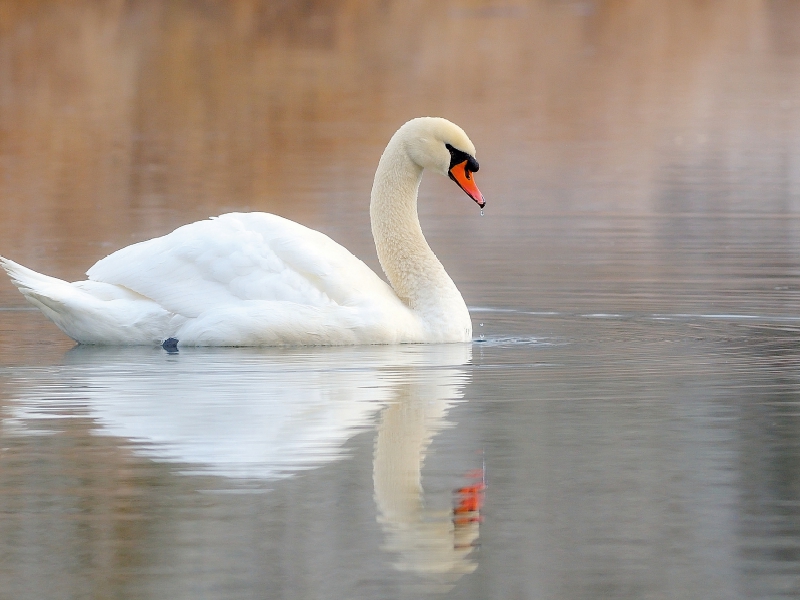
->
<box><xmin>370</xmin><ymin>141</ymin><xmax>467</xmax><ymax>328</ymax></box>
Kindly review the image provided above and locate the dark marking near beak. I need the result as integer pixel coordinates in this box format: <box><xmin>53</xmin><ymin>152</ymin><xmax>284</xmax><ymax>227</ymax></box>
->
<box><xmin>446</xmin><ymin>143</ymin><xmax>479</xmax><ymax>173</ymax></box>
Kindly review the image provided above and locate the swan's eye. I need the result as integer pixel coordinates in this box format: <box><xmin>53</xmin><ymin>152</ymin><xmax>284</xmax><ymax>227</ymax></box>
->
<box><xmin>446</xmin><ymin>143</ymin><xmax>479</xmax><ymax>173</ymax></box>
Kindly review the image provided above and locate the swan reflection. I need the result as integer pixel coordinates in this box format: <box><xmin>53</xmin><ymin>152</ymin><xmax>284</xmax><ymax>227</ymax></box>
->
<box><xmin>5</xmin><ymin>343</ymin><xmax>480</xmax><ymax>585</ymax></box>
<box><xmin>374</xmin><ymin>366</ymin><xmax>482</xmax><ymax>586</ymax></box>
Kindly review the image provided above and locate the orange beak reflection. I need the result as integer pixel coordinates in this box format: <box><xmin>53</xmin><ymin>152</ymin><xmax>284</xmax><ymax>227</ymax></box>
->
<box><xmin>448</xmin><ymin>160</ymin><xmax>486</xmax><ymax>208</ymax></box>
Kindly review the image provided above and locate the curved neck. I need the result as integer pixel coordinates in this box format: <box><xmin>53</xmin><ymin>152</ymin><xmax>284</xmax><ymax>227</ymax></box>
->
<box><xmin>370</xmin><ymin>141</ymin><xmax>458</xmax><ymax>312</ymax></box>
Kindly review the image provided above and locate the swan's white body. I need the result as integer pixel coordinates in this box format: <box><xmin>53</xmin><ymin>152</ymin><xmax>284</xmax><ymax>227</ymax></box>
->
<box><xmin>1</xmin><ymin>118</ymin><xmax>483</xmax><ymax>346</ymax></box>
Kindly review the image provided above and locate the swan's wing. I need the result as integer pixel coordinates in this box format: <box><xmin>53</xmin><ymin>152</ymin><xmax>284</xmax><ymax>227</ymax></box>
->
<box><xmin>86</xmin><ymin>213</ymin><xmax>397</xmax><ymax>318</ymax></box>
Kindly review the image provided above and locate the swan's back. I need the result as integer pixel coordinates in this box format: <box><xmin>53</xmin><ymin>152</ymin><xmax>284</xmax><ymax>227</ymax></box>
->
<box><xmin>88</xmin><ymin>213</ymin><xmax>400</xmax><ymax>318</ymax></box>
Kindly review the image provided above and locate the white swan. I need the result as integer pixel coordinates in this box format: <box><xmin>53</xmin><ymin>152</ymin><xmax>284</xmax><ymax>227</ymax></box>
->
<box><xmin>0</xmin><ymin>117</ymin><xmax>485</xmax><ymax>347</ymax></box>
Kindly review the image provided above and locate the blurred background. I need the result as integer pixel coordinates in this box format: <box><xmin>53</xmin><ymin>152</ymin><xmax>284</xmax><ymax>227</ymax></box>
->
<box><xmin>3</xmin><ymin>1</ymin><xmax>800</xmax><ymax>599</ymax></box>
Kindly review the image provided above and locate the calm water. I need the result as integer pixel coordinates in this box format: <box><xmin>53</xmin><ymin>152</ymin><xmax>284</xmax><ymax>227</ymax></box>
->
<box><xmin>3</xmin><ymin>1</ymin><xmax>800</xmax><ymax>598</ymax></box>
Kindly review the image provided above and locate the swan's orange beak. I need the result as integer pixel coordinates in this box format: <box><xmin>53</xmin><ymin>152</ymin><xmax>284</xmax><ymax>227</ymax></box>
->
<box><xmin>449</xmin><ymin>160</ymin><xmax>486</xmax><ymax>209</ymax></box>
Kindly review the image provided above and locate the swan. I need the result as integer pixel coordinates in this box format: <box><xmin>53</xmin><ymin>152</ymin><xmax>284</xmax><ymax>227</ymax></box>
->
<box><xmin>0</xmin><ymin>117</ymin><xmax>485</xmax><ymax>347</ymax></box>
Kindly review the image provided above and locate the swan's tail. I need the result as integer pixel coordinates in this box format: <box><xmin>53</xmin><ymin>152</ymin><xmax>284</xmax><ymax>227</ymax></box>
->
<box><xmin>1</xmin><ymin>255</ymin><xmax>98</xmax><ymax>343</ymax></box>
<box><xmin>1</xmin><ymin>255</ymin><xmax>173</xmax><ymax>344</ymax></box>
<box><xmin>1</xmin><ymin>256</ymin><xmax>68</xmax><ymax>300</ymax></box>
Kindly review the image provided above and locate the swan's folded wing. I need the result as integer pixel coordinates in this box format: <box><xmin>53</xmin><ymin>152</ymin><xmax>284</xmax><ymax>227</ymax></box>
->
<box><xmin>86</xmin><ymin>212</ymin><xmax>398</xmax><ymax>318</ymax></box>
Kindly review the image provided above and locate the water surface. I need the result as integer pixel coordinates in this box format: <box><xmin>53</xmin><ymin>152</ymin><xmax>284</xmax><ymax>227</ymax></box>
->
<box><xmin>3</xmin><ymin>1</ymin><xmax>800</xmax><ymax>598</ymax></box>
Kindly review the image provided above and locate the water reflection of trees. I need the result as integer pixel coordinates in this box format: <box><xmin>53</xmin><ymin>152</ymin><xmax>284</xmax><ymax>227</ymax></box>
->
<box><xmin>710</xmin><ymin>325</ymin><xmax>800</xmax><ymax>599</ymax></box>
<box><xmin>3</xmin><ymin>0</ymin><xmax>800</xmax><ymax>291</ymax></box>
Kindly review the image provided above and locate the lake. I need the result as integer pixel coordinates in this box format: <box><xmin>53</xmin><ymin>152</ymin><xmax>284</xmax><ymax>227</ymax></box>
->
<box><xmin>2</xmin><ymin>1</ymin><xmax>800</xmax><ymax>598</ymax></box>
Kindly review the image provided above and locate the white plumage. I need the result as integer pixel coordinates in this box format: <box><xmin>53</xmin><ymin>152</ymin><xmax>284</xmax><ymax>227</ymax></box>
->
<box><xmin>1</xmin><ymin>117</ymin><xmax>485</xmax><ymax>347</ymax></box>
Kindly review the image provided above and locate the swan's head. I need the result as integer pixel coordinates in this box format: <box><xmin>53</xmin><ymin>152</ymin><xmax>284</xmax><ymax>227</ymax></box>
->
<box><xmin>400</xmin><ymin>117</ymin><xmax>486</xmax><ymax>208</ymax></box>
